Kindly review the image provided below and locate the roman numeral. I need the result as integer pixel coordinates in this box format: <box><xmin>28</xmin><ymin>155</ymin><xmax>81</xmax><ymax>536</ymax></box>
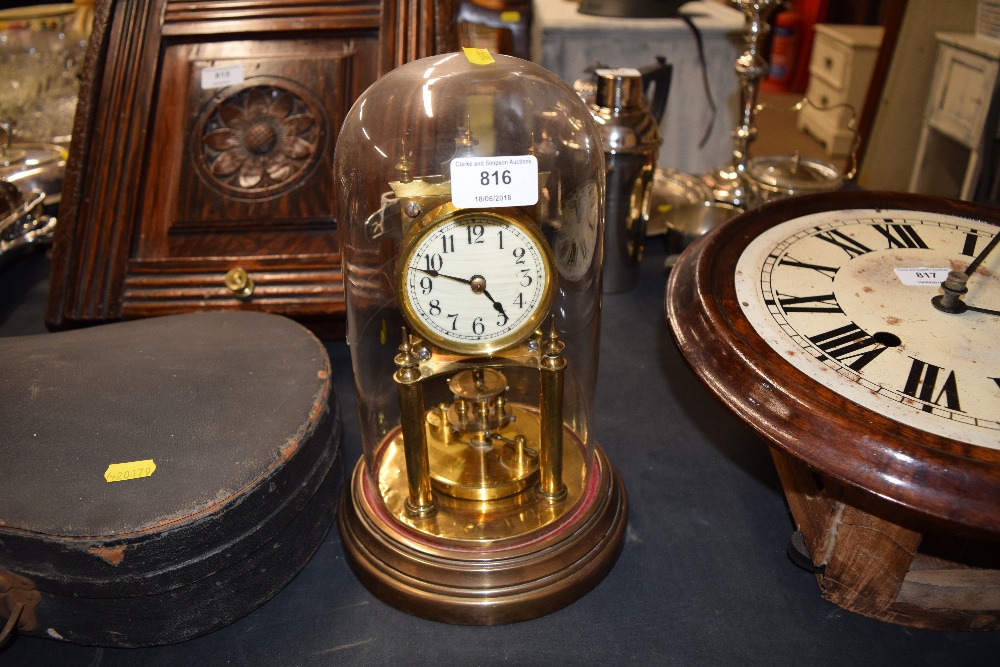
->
<box><xmin>872</xmin><ymin>222</ymin><xmax>929</xmax><ymax>249</ymax></box>
<box><xmin>903</xmin><ymin>358</ymin><xmax>962</xmax><ymax>413</ymax></box>
<box><xmin>962</xmin><ymin>233</ymin><xmax>980</xmax><ymax>257</ymax></box>
<box><xmin>814</xmin><ymin>229</ymin><xmax>873</xmax><ymax>258</ymax></box>
<box><xmin>764</xmin><ymin>293</ymin><xmax>843</xmax><ymax>313</ymax></box>
<box><xmin>808</xmin><ymin>323</ymin><xmax>888</xmax><ymax>371</ymax></box>
<box><xmin>778</xmin><ymin>255</ymin><xmax>839</xmax><ymax>280</ymax></box>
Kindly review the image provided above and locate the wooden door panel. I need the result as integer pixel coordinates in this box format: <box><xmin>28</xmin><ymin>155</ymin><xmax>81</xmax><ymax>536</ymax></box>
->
<box><xmin>46</xmin><ymin>0</ymin><xmax>457</xmax><ymax>336</ymax></box>
<box><xmin>137</xmin><ymin>39</ymin><xmax>372</xmax><ymax>259</ymax></box>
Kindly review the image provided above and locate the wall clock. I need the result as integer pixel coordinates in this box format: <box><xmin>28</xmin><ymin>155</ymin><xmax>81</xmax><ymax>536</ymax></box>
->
<box><xmin>667</xmin><ymin>190</ymin><xmax>1000</xmax><ymax>630</ymax></box>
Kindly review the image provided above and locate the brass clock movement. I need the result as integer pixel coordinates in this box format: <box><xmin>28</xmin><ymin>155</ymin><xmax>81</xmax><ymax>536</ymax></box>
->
<box><xmin>667</xmin><ymin>191</ymin><xmax>1000</xmax><ymax>630</ymax></box>
<box><xmin>333</xmin><ymin>52</ymin><xmax>626</xmax><ymax>624</ymax></box>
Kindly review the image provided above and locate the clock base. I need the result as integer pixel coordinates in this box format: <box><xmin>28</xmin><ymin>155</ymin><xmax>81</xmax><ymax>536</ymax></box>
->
<box><xmin>337</xmin><ymin>443</ymin><xmax>627</xmax><ymax>625</ymax></box>
<box><xmin>772</xmin><ymin>449</ymin><xmax>1000</xmax><ymax>631</ymax></box>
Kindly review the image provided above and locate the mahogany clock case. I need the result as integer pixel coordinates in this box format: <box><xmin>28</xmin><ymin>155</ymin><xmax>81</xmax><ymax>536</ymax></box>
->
<box><xmin>667</xmin><ymin>190</ymin><xmax>1000</xmax><ymax>630</ymax></box>
<box><xmin>0</xmin><ymin>311</ymin><xmax>341</xmax><ymax>647</ymax></box>
<box><xmin>667</xmin><ymin>190</ymin><xmax>1000</xmax><ymax>537</ymax></box>
<box><xmin>45</xmin><ymin>0</ymin><xmax>457</xmax><ymax>337</ymax></box>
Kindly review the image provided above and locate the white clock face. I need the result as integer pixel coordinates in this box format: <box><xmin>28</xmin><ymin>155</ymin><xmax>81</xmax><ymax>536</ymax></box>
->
<box><xmin>734</xmin><ymin>208</ymin><xmax>1000</xmax><ymax>450</ymax></box>
<box><xmin>398</xmin><ymin>212</ymin><xmax>555</xmax><ymax>354</ymax></box>
<box><xmin>555</xmin><ymin>180</ymin><xmax>599</xmax><ymax>281</ymax></box>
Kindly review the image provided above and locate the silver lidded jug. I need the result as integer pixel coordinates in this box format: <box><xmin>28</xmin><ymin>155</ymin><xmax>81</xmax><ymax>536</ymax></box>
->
<box><xmin>589</xmin><ymin>68</ymin><xmax>664</xmax><ymax>292</ymax></box>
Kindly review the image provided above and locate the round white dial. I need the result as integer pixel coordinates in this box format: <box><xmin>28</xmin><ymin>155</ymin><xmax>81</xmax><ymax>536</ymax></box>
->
<box><xmin>398</xmin><ymin>210</ymin><xmax>555</xmax><ymax>354</ymax></box>
<box><xmin>555</xmin><ymin>180</ymin><xmax>599</xmax><ymax>281</ymax></box>
<box><xmin>734</xmin><ymin>208</ymin><xmax>1000</xmax><ymax>449</ymax></box>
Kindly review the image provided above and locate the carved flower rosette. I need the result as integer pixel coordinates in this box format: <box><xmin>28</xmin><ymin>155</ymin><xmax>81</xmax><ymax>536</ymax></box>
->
<box><xmin>193</xmin><ymin>77</ymin><xmax>326</xmax><ymax>199</ymax></box>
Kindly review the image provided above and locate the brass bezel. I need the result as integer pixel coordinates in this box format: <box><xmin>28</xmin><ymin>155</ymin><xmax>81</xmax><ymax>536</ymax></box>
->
<box><xmin>396</xmin><ymin>204</ymin><xmax>557</xmax><ymax>356</ymax></box>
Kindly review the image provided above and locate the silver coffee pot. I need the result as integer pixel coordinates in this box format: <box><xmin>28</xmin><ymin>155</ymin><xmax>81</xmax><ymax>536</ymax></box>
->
<box><xmin>585</xmin><ymin>63</ymin><xmax>668</xmax><ymax>292</ymax></box>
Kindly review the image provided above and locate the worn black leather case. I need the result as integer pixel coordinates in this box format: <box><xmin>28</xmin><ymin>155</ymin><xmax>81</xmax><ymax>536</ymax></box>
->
<box><xmin>0</xmin><ymin>311</ymin><xmax>341</xmax><ymax>647</ymax></box>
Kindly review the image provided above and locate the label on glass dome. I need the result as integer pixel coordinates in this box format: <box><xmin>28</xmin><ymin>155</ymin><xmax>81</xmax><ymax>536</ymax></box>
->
<box><xmin>450</xmin><ymin>155</ymin><xmax>539</xmax><ymax>209</ymax></box>
<box><xmin>463</xmin><ymin>47</ymin><xmax>495</xmax><ymax>65</ymax></box>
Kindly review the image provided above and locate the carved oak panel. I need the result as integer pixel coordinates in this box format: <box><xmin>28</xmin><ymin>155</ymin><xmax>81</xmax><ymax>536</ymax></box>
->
<box><xmin>46</xmin><ymin>0</ymin><xmax>457</xmax><ymax>336</ymax></box>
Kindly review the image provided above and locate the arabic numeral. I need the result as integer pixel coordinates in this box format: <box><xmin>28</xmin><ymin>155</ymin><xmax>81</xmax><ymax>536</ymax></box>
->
<box><xmin>467</xmin><ymin>224</ymin><xmax>485</xmax><ymax>244</ymax></box>
<box><xmin>423</xmin><ymin>253</ymin><xmax>443</xmax><ymax>272</ymax></box>
<box><xmin>480</xmin><ymin>170</ymin><xmax>512</xmax><ymax>186</ymax></box>
<box><xmin>472</xmin><ymin>317</ymin><xmax>485</xmax><ymax>335</ymax></box>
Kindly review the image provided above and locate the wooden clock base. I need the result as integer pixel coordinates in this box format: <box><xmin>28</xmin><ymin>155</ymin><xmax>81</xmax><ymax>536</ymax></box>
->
<box><xmin>771</xmin><ymin>449</ymin><xmax>1000</xmax><ymax>631</ymax></box>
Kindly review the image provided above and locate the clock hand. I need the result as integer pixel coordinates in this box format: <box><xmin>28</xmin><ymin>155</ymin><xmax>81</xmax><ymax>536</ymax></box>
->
<box><xmin>932</xmin><ymin>233</ymin><xmax>1000</xmax><ymax>315</ymax></box>
<box><xmin>417</xmin><ymin>269</ymin><xmax>511</xmax><ymax>322</ymax></box>
<box><xmin>416</xmin><ymin>268</ymin><xmax>472</xmax><ymax>285</ymax></box>
<box><xmin>466</xmin><ymin>276</ymin><xmax>510</xmax><ymax>323</ymax></box>
<box><xmin>480</xmin><ymin>287</ymin><xmax>510</xmax><ymax>324</ymax></box>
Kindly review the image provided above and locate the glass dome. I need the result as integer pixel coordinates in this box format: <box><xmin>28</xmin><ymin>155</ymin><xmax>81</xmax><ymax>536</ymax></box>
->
<box><xmin>334</xmin><ymin>51</ymin><xmax>624</xmax><ymax>624</ymax></box>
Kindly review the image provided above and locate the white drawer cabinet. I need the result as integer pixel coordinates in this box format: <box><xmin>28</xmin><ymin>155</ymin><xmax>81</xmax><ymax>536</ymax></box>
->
<box><xmin>797</xmin><ymin>24</ymin><xmax>884</xmax><ymax>156</ymax></box>
<box><xmin>908</xmin><ymin>33</ymin><xmax>1000</xmax><ymax>200</ymax></box>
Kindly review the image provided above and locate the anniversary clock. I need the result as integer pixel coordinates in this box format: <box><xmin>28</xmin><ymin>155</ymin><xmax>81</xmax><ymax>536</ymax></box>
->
<box><xmin>667</xmin><ymin>191</ymin><xmax>1000</xmax><ymax>630</ymax></box>
<box><xmin>333</xmin><ymin>52</ymin><xmax>626</xmax><ymax>624</ymax></box>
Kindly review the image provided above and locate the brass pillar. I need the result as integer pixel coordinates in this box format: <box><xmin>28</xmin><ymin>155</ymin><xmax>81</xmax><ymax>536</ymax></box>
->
<box><xmin>538</xmin><ymin>322</ymin><xmax>567</xmax><ymax>502</ymax></box>
<box><xmin>394</xmin><ymin>329</ymin><xmax>435</xmax><ymax>516</ymax></box>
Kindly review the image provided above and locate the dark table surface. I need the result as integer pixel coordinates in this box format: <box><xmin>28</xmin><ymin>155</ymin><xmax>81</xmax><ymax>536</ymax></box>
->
<box><xmin>1</xmin><ymin>241</ymin><xmax>998</xmax><ymax>666</ymax></box>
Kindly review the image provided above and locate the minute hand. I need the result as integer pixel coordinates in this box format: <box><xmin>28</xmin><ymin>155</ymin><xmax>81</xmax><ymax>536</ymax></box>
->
<box><xmin>416</xmin><ymin>268</ymin><xmax>472</xmax><ymax>285</ymax></box>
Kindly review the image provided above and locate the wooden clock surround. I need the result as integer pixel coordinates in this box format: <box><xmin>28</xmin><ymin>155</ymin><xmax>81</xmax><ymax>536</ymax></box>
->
<box><xmin>46</xmin><ymin>0</ymin><xmax>458</xmax><ymax>336</ymax></box>
<box><xmin>667</xmin><ymin>191</ymin><xmax>1000</xmax><ymax>630</ymax></box>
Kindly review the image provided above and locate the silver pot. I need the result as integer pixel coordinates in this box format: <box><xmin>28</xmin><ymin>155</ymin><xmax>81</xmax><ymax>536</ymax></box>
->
<box><xmin>0</xmin><ymin>141</ymin><xmax>66</xmax><ymax>209</ymax></box>
<box><xmin>647</xmin><ymin>168</ymin><xmax>740</xmax><ymax>268</ymax></box>
<box><xmin>744</xmin><ymin>152</ymin><xmax>843</xmax><ymax>209</ymax></box>
<box><xmin>0</xmin><ymin>178</ymin><xmax>55</xmax><ymax>269</ymax></box>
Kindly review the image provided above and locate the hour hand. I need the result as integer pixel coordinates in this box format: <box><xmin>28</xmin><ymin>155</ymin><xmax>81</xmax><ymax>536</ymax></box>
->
<box><xmin>482</xmin><ymin>288</ymin><xmax>509</xmax><ymax>324</ymax></box>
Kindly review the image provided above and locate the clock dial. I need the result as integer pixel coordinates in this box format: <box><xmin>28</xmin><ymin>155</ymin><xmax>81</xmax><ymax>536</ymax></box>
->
<box><xmin>398</xmin><ymin>209</ymin><xmax>555</xmax><ymax>354</ymax></box>
<box><xmin>555</xmin><ymin>180</ymin><xmax>599</xmax><ymax>281</ymax></box>
<box><xmin>667</xmin><ymin>191</ymin><xmax>1000</xmax><ymax>534</ymax></box>
<box><xmin>735</xmin><ymin>208</ymin><xmax>1000</xmax><ymax>449</ymax></box>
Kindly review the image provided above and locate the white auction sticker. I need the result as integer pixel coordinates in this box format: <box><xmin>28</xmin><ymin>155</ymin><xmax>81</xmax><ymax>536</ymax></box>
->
<box><xmin>450</xmin><ymin>155</ymin><xmax>538</xmax><ymax>209</ymax></box>
<box><xmin>894</xmin><ymin>267</ymin><xmax>951</xmax><ymax>286</ymax></box>
<box><xmin>594</xmin><ymin>67</ymin><xmax>642</xmax><ymax>78</ymax></box>
<box><xmin>201</xmin><ymin>64</ymin><xmax>245</xmax><ymax>90</ymax></box>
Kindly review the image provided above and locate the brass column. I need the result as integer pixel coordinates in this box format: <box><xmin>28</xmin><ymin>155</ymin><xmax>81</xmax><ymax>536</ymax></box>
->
<box><xmin>538</xmin><ymin>322</ymin><xmax>567</xmax><ymax>502</ymax></box>
<box><xmin>394</xmin><ymin>328</ymin><xmax>435</xmax><ymax>516</ymax></box>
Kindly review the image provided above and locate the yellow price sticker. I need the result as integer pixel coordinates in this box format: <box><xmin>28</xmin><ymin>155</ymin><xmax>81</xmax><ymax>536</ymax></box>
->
<box><xmin>463</xmin><ymin>47</ymin><xmax>495</xmax><ymax>65</ymax></box>
<box><xmin>657</xmin><ymin>204</ymin><xmax>674</xmax><ymax>213</ymax></box>
<box><xmin>104</xmin><ymin>459</ymin><xmax>156</xmax><ymax>483</ymax></box>
<box><xmin>500</xmin><ymin>10</ymin><xmax>521</xmax><ymax>23</ymax></box>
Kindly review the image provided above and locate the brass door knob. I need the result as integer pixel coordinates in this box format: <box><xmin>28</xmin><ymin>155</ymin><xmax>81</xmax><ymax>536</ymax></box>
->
<box><xmin>224</xmin><ymin>267</ymin><xmax>255</xmax><ymax>298</ymax></box>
